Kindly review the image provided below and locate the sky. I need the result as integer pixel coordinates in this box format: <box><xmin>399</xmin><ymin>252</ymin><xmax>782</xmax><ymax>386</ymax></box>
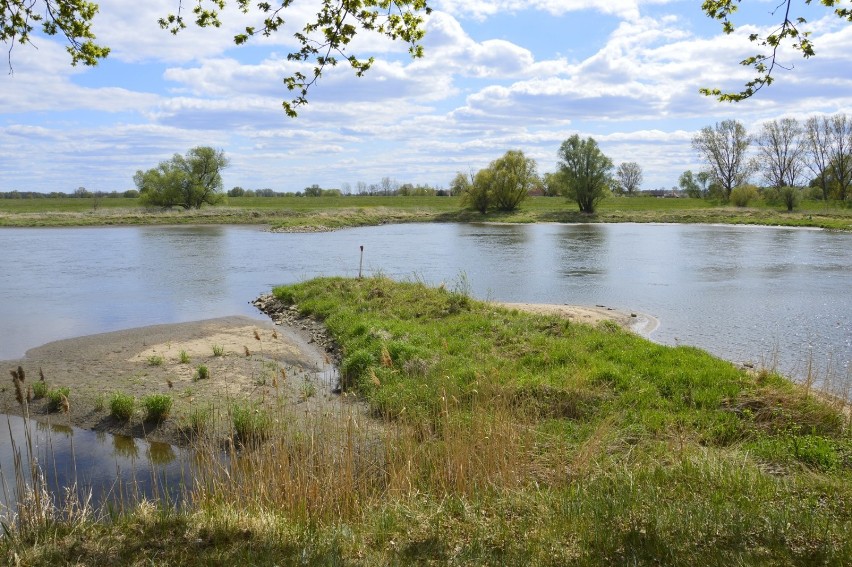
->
<box><xmin>1</xmin><ymin>0</ymin><xmax>851</xmax><ymax>194</ymax></box>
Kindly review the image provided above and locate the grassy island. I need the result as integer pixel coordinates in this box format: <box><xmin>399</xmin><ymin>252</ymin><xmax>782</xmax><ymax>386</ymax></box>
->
<box><xmin>3</xmin><ymin>277</ymin><xmax>850</xmax><ymax>565</ymax></box>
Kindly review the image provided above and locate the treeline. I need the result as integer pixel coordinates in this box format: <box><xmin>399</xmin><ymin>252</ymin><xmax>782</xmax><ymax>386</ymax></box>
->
<box><xmin>229</xmin><ymin>180</ymin><xmax>452</xmax><ymax>198</ymax></box>
<box><xmin>1</xmin><ymin>189</ymin><xmax>139</xmax><ymax>199</ymax></box>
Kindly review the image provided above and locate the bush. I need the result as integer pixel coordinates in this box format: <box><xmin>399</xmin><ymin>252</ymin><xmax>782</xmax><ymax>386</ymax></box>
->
<box><xmin>178</xmin><ymin>350</ymin><xmax>191</xmax><ymax>364</ymax></box>
<box><xmin>730</xmin><ymin>185</ymin><xmax>759</xmax><ymax>207</ymax></box>
<box><xmin>110</xmin><ymin>392</ymin><xmax>135</xmax><ymax>421</ymax></box>
<box><xmin>147</xmin><ymin>355</ymin><xmax>164</xmax><ymax>366</ymax></box>
<box><xmin>142</xmin><ymin>394</ymin><xmax>173</xmax><ymax>422</ymax></box>
<box><xmin>779</xmin><ymin>186</ymin><xmax>800</xmax><ymax>211</ymax></box>
<box><xmin>46</xmin><ymin>387</ymin><xmax>70</xmax><ymax>412</ymax></box>
<box><xmin>212</xmin><ymin>345</ymin><xmax>224</xmax><ymax>357</ymax></box>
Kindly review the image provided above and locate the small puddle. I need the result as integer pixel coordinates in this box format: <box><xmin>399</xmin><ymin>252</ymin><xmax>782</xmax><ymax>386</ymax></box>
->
<box><xmin>1</xmin><ymin>413</ymin><xmax>191</xmax><ymax>518</ymax></box>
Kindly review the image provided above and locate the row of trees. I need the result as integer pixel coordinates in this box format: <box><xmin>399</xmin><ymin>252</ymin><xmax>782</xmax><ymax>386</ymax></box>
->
<box><xmin>0</xmin><ymin>189</ymin><xmax>139</xmax><ymax>199</ymax></box>
<box><xmin>691</xmin><ymin>114</ymin><xmax>852</xmax><ymax>209</ymax></box>
<box><xmin>453</xmin><ymin>136</ymin><xmax>616</xmax><ymax>214</ymax></box>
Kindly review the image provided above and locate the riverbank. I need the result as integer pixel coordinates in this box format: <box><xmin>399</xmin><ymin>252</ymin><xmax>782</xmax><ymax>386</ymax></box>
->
<box><xmin>1</xmin><ymin>195</ymin><xmax>851</xmax><ymax>230</ymax></box>
<box><xmin>2</xmin><ymin>277</ymin><xmax>850</xmax><ymax>565</ymax></box>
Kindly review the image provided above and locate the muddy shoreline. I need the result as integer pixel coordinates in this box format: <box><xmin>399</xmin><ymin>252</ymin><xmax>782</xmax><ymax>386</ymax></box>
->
<box><xmin>0</xmin><ymin>304</ymin><xmax>343</xmax><ymax>447</ymax></box>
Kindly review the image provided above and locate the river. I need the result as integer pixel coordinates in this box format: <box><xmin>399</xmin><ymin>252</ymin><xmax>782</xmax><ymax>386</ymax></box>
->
<box><xmin>1</xmin><ymin>222</ymin><xmax>850</xmax><ymax>382</ymax></box>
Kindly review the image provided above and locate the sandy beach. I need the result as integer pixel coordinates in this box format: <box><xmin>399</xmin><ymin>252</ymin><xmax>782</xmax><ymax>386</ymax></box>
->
<box><xmin>1</xmin><ymin>298</ymin><xmax>651</xmax><ymax>445</ymax></box>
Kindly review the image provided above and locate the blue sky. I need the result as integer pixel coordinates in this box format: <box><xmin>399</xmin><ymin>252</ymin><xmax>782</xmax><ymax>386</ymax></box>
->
<box><xmin>1</xmin><ymin>0</ymin><xmax>851</xmax><ymax>194</ymax></box>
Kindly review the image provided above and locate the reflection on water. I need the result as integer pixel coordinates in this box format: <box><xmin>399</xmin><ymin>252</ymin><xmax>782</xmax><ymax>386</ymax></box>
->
<box><xmin>0</xmin><ymin>414</ymin><xmax>189</xmax><ymax>516</ymax></box>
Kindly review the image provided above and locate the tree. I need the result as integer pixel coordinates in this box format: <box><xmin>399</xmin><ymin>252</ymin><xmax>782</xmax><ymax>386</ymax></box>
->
<box><xmin>459</xmin><ymin>170</ymin><xmax>490</xmax><ymax>214</ymax></box>
<box><xmin>135</xmin><ymin>146</ymin><xmax>229</xmax><ymax>209</ymax></box>
<box><xmin>457</xmin><ymin>151</ymin><xmax>538</xmax><ymax>213</ymax></box>
<box><xmin>805</xmin><ymin>114</ymin><xmax>852</xmax><ymax>201</ymax></box>
<box><xmin>2</xmin><ymin>1</ymin><xmax>429</xmax><ymax>116</ymax></box>
<box><xmin>804</xmin><ymin>115</ymin><xmax>833</xmax><ymax>201</ymax></box>
<box><xmin>678</xmin><ymin>170</ymin><xmax>702</xmax><ymax>199</ymax></box>
<box><xmin>757</xmin><ymin>118</ymin><xmax>805</xmax><ymax>189</ymax></box>
<box><xmin>449</xmin><ymin>172</ymin><xmax>470</xmax><ymax>197</ymax></box>
<box><xmin>691</xmin><ymin>120</ymin><xmax>754</xmax><ymax>201</ymax></box>
<box><xmin>228</xmin><ymin>186</ymin><xmax>246</xmax><ymax>197</ymax></box>
<box><xmin>615</xmin><ymin>162</ymin><xmax>643</xmax><ymax>195</ymax></box>
<box><xmin>701</xmin><ymin>0</ymin><xmax>852</xmax><ymax>102</ymax></box>
<box><xmin>556</xmin><ymin>135</ymin><xmax>613</xmax><ymax>214</ymax></box>
<box><xmin>488</xmin><ymin>150</ymin><xmax>538</xmax><ymax>212</ymax></box>
<box><xmin>826</xmin><ymin>114</ymin><xmax>852</xmax><ymax>202</ymax></box>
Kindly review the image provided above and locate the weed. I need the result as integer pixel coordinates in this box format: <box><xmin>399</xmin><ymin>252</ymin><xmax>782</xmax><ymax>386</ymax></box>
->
<box><xmin>31</xmin><ymin>380</ymin><xmax>48</xmax><ymax>399</ymax></box>
<box><xmin>189</xmin><ymin>404</ymin><xmax>212</xmax><ymax>434</ymax></box>
<box><xmin>194</xmin><ymin>365</ymin><xmax>210</xmax><ymax>381</ymax></box>
<box><xmin>212</xmin><ymin>345</ymin><xmax>225</xmax><ymax>357</ymax></box>
<box><xmin>142</xmin><ymin>394</ymin><xmax>173</xmax><ymax>423</ymax></box>
<box><xmin>300</xmin><ymin>379</ymin><xmax>317</xmax><ymax>400</ymax></box>
<box><xmin>109</xmin><ymin>392</ymin><xmax>135</xmax><ymax>421</ymax></box>
<box><xmin>178</xmin><ymin>350</ymin><xmax>191</xmax><ymax>364</ymax></box>
<box><xmin>46</xmin><ymin>387</ymin><xmax>70</xmax><ymax>412</ymax></box>
<box><xmin>147</xmin><ymin>355</ymin><xmax>164</xmax><ymax>367</ymax></box>
<box><xmin>94</xmin><ymin>392</ymin><xmax>106</xmax><ymax>411</ymax></box>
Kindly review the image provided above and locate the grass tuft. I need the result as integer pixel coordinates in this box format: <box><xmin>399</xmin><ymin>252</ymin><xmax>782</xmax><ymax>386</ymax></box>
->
<box><xmin>109</xmin><ymin>392</ymin><xmax>135</xmax><ymax>421</ymax></box>
<box><xmin>142</xmin><ymin>394</ymin><xmax>173</xmax><ymax>422</ymax></box>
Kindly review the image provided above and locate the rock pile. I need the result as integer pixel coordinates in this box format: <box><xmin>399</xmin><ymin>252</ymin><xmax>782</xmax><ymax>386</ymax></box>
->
<box><xmin>251</xmin><ymin>294</ymin><xmax>340</xmax><ymax>363</ymax></box>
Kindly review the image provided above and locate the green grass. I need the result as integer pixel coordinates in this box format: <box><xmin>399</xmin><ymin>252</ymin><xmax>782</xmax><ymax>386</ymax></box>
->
<box><xmin>194</xmin><ymin>364</ymin><xmax>210</xmax><ymax>381</ymax></box>
<box><xmin>1</xmin><ymin>194</ymin><xmax>849</xmax><ymax>230</ymax></box>
<box><xmin>178</xmin><ymin>350</ymin><xmax>191</xmax><ymax>364</ymax></box>
<box><xmin>3</xmin><ymin>277</ymin><xmax>849</xmax><ymax>565</ymax></box>
<box><xmin>109</xmin><ymin>392</ymin><xmax>135</xmax><ymax>421</ymax></box>
<box><xmin>45</xmin><ymin>387</ymin><xmax>70</xmax><ymax>412</ymax></box>
<box><xmin>31</xmin><ymin>381</ymin><xmax>48</xmax><ymax>399</ymax></box>
<box><xmin>231</xmin><ymin>401</ymin><xmax>272</xmax><ymax>444</ymax></box>
<box><xmin>142</xmin><ymin>394</ymin><xmax>173</xmax><ymax>422</ymax></box>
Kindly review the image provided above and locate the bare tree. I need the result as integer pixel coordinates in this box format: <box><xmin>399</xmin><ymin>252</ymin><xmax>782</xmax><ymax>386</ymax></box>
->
<box><xmin>827</xmin><ymin>114</ymin><xmax>852</xmax><ymax>202</ymax></box>
<box><xmin>805</xmin><ymin>116</ymin><xmax>833</xmax><ymax>201</ymax></box>
<box><xmin>757</xmin><ymin>118</ymin><xmax>805</xmax><ymax>189</ymax></box>
<box><xmin>615</xmin><ymin>162</ymin><xmax>643</xmax><ymax>195</ymax></box>
<box><xmin>692</xmin><ymin>120</ymin><xmax>754</xmax><ymax>201</ymax></box>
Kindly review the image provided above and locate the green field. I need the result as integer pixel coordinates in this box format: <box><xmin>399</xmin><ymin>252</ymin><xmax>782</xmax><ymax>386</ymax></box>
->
<box><xmin>3</xmin><ymin>277</ymin><xmax>850</xmax><ymax>565</ymax></box>
<box><xmin>1</xmin><ymin>195</ymin><xmax>851</xmax><ymax>230</ymax></box>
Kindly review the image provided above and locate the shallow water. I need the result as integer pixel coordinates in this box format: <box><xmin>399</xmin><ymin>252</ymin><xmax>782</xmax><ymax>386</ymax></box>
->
<box><xmin>0</xmin><ymin>222</ymin><xmax>850</xmax><ymax>381</ymax></box>
<box><xmin>0</xmin><ymin>413</ymin><xmax>190</xmax><ymax>516</ymax></box>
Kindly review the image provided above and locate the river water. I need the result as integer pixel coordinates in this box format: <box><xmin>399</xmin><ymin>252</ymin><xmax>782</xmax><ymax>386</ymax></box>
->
<box><xmin>1</xmin><ymin>222</ymin><xmax>850</xmax><ymax>381</ymax></box>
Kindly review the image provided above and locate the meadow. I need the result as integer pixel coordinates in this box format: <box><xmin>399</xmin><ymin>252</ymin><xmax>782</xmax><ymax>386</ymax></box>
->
<box><xmin>1</xmin><ymin>195</ymin><xmax>850</xmax><ymax>230</ymax></box>
<box><xmin>2</xmin><ymin>277</ymin><xmax>849</xmax><ymax>565</ymax></box>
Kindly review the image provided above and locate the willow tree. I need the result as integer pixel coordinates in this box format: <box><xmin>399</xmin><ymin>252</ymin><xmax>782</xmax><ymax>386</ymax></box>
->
<box><xmin>135</xmin><ymin>146</ymin><xmax>229</xmax><ymax>209</ymax></box>
<box><xmin>557</xmin><ymin>135</ymin><xmax>613</xmax><ymax>214</ymax></box>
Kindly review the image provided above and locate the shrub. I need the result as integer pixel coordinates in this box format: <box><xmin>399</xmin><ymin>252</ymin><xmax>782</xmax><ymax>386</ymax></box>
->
<box><xmin>110</xmin><ymin>392</ymin><xmax>135</xmax><ymax>421</ymax></box>
<box><xmin>212</xmin><ymin>344</ymin><xmax>224</xmax><ymax>357</ymax></box>
<box><xmin>147</xmin><ymin>355</ymin><xmax>164</xmax><ymax>366</ymax></box>
<box><xmin>779</xmin><ymin>186</ymin><xmax>800</xmax><ymax>211</ymax></box>
<box><xmin>46</xmin><ymin>387</ymin><xmax>70</xmax><ymax>412</ymax></box>
<box><xmin>178</xmin><ymin>350</ymin><xmax>191</xmax><ymax>364</ymax></box>
<box><xmin>142</xmin><ymin>394</ymin><xmax>173</xmax><ymax>422</ymax></box>
<box><xmin>194</xmin><ymin>364</ymin><xmax>210</xmax><ymax>381</ymax></box>
<box><xmin>730</xmin><ymin>184</ymin><xmax>758</xmax><ymax>207</ymax></box>
<box><xmin>232</xmin><ymin>402</ymin><xmax>272</xmax><ymax>444</ymax></box>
